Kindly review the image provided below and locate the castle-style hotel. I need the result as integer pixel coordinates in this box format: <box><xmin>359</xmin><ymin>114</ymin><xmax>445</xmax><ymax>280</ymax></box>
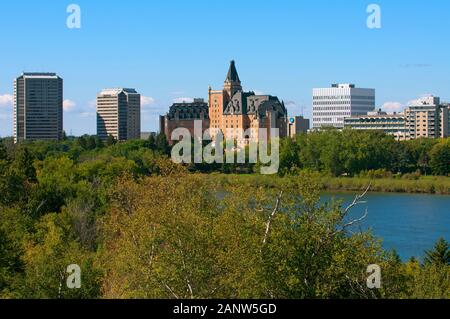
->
<box><xmin>161</xmin><ymin>61</ymin><xmax>290</xmax><ymax>145</ymax></box>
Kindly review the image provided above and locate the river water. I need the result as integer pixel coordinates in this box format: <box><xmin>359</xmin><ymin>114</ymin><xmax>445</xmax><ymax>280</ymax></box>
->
<box><xmin>322</xmin><ymin>192</ymin><xmax>450</xmax><ymax>261</ymax></box>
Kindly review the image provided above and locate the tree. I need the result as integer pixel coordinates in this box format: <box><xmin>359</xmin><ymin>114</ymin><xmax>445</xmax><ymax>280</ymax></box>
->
<box><xmin>155</xmin><ymin>133</ymin><xmax>170</xmax><ymax>155</ymax></box>
<box><xmin>106</xmin><ymin>135</ymin><xmax>116</xmax><ymax>147</ymax></box>
<box><xmin>146</xmin><ymin>134</ymin><xmax>156</xmax><ymax>150</ymax></box>
<box><xmin>20</xmin><ymin>213</ymin><xmax>101</xmax><ymax>298</ymax></box>
<box><xmin>429</xmin><ymin>140</ymin><xmax>450</xmax><ymax>176</ymax></box>
<box><xmin>100</xmin><ymin>172</ymin><xmax>402</xmax><ymax>299</ymax></box>
<box><xmin>11</xmin><ymin>146</ymin><xmax>37</xmax><ymax>183</ymax></box>
<box><xmin>0</xmin><ymin>142</ymin><xmax>7</xmax><ymax>161</ymax></box>
<box><xmin>278</xmin><ymin>138</ymin><xmax>300</xmax><ymax>175</ymax></box>
<box><xmin>424</xmin><ymin>238</ymin><xmax>450</xmax><ymax>266</ymax></box>
<box><xmin>95</xmin><ymin>137</ymin><xmax>104</xmax><ymax>149</ymax></box>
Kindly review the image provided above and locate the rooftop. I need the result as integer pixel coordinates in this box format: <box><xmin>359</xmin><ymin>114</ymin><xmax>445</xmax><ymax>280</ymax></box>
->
<box><xmin>98</xmin><ymin>88</ymin><xmax>138</xmax><ymax>96</ymax></box>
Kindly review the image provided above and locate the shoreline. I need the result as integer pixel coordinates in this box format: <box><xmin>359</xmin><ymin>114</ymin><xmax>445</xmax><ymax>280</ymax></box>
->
<box><xmin>210</xmin><ymin>174</ymin><xmax>450</xmax><ymax>195</ymax></box>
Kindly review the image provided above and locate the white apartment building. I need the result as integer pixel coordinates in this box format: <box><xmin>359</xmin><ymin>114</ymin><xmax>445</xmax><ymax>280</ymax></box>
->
<box><xmin>312</xmin><ymin>83</ymin><xmax>375</xmax><ymax>129</ymax></box>
<box><xmin>97</xmin><ymin>88</ymin><xmax>141</xmax><ymax>141</ymax></box>
<box><xmin>344</xmin><ymin>110</ymin><xmax>408</xmax><ymax>141</ymax></box>
<box><xmin>13</xmin><ymin>73</ymin><xmax>63</xmax><ymax>143</ymax></box>
<box><xmin>405</xmin><ymin>96</ymin><xmax>449</xmax><ymax>139</ymax></box>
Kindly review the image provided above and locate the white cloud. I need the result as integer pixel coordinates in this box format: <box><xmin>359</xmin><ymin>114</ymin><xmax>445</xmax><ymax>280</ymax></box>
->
<box><xmin>141</xmin><ymin>96</ymin><xmax>156</xmax><ymax>107</ymax></box>
<box><xmin>253</xmin><ymin>90</ymin><xmax>265</xmax><ymax>95</ymax></box>
<box><xmin>0</xmin><ymin>94</ymin><xmax>13</xmax><ymax>107</ymax></box>
<box><xmin>173</xmin><ymin>97</ymin><xmax>194</xmax><ymax>103</ymax></box>
<box><xmin>63</xmin><ymin>99</ymin><xmax>77</xmax><ymax>111</ymax></box>
<box><xmin>382</xmin><ymin>102</ymin><xmax>404</xmax><ymax>113</ymax></box>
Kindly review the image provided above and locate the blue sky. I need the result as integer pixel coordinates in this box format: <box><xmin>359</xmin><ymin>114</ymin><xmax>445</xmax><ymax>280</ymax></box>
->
<box><xmin>1</xmin><ymin>0</ymin><xmax>449</xmax><ymax>137</ymax></box>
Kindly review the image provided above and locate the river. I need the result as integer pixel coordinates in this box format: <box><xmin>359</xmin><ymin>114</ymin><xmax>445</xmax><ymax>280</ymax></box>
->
<box><xmin>322</xmin><ymin>192</ymin><xmax>450</xmax><ymax>261</ymax></box>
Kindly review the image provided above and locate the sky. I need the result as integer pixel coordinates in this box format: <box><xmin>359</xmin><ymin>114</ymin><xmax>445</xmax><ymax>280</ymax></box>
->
<box><xmin>1</xmin><ymin>0</ymin><xmax>449</xmax><ymax>137</ymax></box>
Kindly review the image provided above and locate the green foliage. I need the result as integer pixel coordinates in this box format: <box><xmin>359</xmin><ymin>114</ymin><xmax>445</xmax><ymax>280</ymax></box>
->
<box><xmin>0</xmin><ymin>142</ymin><xmax>7</xmax><ymax>161</ymax></box>
<box><xmin>155</xmin><ymin>133</ymin><xmax>170</xmax><ymax>155</ymax></box>
<box><xmin>274</xmin><ymin>132</ymin><xmax>450</xmax><ymax>177</ymax></box>
<box><xmin>402</xmin><ymin>260</ymin><xmax>450</xmax><ymax>299</ymax></box>
<box><xmin>0</xmin><ymin>136</ymin><xmax>448</xmax><ymax>299</ymax></box>
<box><xmin>424</xmin><ymin>238</ymin><xmax>450</xmax><ymax>266</ymax></box>
<box><xmin>106</xmin><ymin>135</ymin><xmax>116</xmax><ymax>147</ymax></box>
<box><xmin>19</xmin><ymin>213</ymin><xmax>102</xmax><ymax>299</ymax></box>
<box><xmin>429</xmin><ymin>139</ymin><xmax>450</xmax><ymax>176</ymax></box>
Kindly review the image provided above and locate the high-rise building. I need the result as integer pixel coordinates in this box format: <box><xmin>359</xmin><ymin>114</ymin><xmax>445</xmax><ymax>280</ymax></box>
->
<box><xmin>405</xmin><ymin>96</ymin><xmax>449</xmax><ymax>139</ymax></box>
<box><xmin>208</xmin><ymin>61</ymin><xmax>288</xmax><ymax>144</ymax></box>
<box><xmin>97</xmin><ymin>88</ymin><xmax>141</xmax><ymax>141</ymax></box>
<box><xmin>312</xmin><ymin>83</ymin><xmax>375</xmax><ymax>129</ymax></box>
<box><xmin>343</xmin><ymin>96</ymin><xmax>449</xmax><ymax>141</ymax></box>
<box><xmin>13</xmin><ymin>72</ymin><xmax>63</xmax><ymax>143</ymax></box>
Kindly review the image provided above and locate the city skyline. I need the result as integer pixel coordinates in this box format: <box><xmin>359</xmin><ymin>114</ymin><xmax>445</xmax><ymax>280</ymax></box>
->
<box><xmin>1</xmin><ymin>0</ymin><xmax>450</xmax><ymax>137</ymax></box>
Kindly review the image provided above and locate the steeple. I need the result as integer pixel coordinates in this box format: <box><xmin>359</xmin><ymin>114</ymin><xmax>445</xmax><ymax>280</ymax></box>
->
<box><xmin>226</xmin><ymin>60</ymin><xmax>240</xmax><ymax>83</ymax></box>
<box><xmin>224</xmin><ymin>60</ymin><xmax>242</xmax><ymax>97</ymax></box>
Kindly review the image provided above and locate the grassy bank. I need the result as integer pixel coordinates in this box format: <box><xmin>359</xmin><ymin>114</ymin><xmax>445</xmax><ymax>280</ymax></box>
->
<box><xmin>211</xmin><ymin>174</ymin><xmax>450</xmax><ymax>195</ymax></box>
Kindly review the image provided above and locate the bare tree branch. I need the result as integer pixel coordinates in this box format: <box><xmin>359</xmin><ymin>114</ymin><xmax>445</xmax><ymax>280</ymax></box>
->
<box><xmin>331</xmin><ymin>185</ymin><xmax>371</xmax><ymax>237</ymax></box>
<box><xmin>344</xmin><ymin>184</ymin><xmax>371</xmax><ymax>215</ymax></box>
<box><xmin>163</xmin><ymin>282</ymin><xmax>179</xmax><ymax>299</ymax></box>
<box><xmin>178</xmin><ymin>239</ymin><xmax>194</xmax><ymax>299</ymax></box>
<box><xmin>262</xmin><ymin>191</ymin><xmax>283</xmax><ymax>246</ymax></box>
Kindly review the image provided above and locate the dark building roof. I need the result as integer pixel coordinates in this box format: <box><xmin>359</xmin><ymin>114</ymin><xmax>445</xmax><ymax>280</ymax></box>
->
<box><xmin>225</xmin><ymin>60</ymin><xmax>240</xmax><ymax>83</ymax></box>
<box><xmin>166</xmin><ymin>99</ymin><xmax>209</xmax><ymax>120</ymax></box>
<box><xmin>221</xmin><ymin>61</ymin><xmax>286</xmax><ymax>118</ymax></box>
<box><xmin>224</xmin><ymin>92</ymin><xmax>287</xmax><ymax>117</ymax></box>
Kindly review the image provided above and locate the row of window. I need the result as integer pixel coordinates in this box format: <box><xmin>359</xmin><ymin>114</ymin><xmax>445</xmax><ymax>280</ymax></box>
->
<box><xmin>313</xmin><ymin>95</ymin><xmax>374</xmax><ymax>100</ymax></box>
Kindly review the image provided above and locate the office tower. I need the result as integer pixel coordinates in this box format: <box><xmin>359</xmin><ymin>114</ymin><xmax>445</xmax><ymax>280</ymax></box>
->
<box><xmin>13</xmin><ymin>72</ymin><xmax>63</xmax><ymax>143</ymax></box>
<box><xmin>97</xmin><ymin>88</ymin><xmax>141</xmax><ymax>141</ymax></box>
<box><xmin>312</xmin><ymin>83</ymin><xmax>375</xmax><ymax>129</ymax></box>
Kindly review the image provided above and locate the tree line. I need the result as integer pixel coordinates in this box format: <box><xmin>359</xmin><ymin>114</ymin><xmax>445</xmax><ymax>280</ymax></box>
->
<box><xmin>278</xmin><ymin>129</ymin><xmax>450</xmax><ymax>177</ymax></box>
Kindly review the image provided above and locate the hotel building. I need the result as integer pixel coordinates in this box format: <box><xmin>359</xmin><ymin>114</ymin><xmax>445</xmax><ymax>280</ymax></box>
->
<box><xmin>97</xmin><ymin>88</ymin><xmax>141</xmax><ymax>141</ymax></box>
<box><xmin>160</xmin><ymin>98</ymin><xmax>210</xmax><ymax>145</ymax></box>
<box><xmin>208</xmin><ymin>61</ymin><xmax>288</xmax><ymax>144</ymax></box>
<box><xmin>13</xmin><ymin>73</ymin><xmax>63</xmax><ymax>143</ymax></box>
<box><xmin>312</xmin><ymin>83</ymin><xmax>375</xmax><ymax>129</ymax></box>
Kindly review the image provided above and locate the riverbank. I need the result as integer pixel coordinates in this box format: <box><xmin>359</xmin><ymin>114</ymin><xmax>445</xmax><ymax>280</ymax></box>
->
<box><xmin>211</xmin><ymin>174</ymin><xmax>450</xmax><ymax>195</ymax></box>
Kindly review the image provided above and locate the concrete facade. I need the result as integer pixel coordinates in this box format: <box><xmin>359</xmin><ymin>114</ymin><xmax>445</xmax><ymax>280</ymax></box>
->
<box><xmin>97</xmin><ymin>88</ymin><xmax>141</xmax><ymax>141</ymax></box>
<box><xmin>312</xmin><ymin>83</ymin><xmax>375</xmax><ymax>129</ymax></box>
